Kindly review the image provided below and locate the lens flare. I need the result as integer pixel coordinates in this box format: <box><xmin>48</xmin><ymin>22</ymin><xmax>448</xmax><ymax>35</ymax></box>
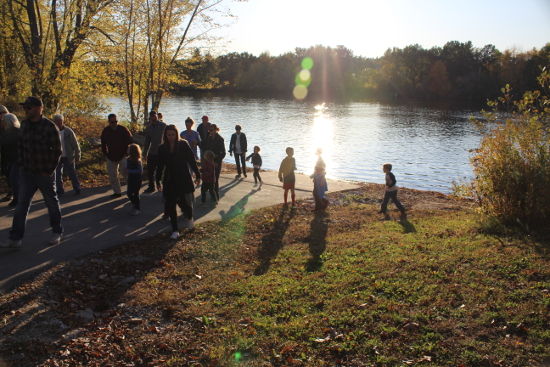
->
<box><xmin>302</xmin><ymin>57</ymin><xmax>314</xmax><ymax>70</ymax></box>
<box><xmin>293</xmin><ymin>85</ymin><xmax>308</xmax><ymax>100</ymax></box>
<box><xmin>235</xmin><ymin>352</ymin><xmax>242</xmax><ymax>361</ymax></box>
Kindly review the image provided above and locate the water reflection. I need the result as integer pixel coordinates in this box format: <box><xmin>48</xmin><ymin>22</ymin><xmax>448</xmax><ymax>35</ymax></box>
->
<box><xmin>103</xmin><ymin>96</ymin><xmax>482</xmax><ymax>193</ymax></box>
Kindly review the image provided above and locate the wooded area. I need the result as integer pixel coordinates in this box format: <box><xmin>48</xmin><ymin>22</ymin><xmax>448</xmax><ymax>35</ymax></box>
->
<box><xmin>0</xmin><ymin>0</ymin><xmax>548</xmax><ymax>124</ymax></box>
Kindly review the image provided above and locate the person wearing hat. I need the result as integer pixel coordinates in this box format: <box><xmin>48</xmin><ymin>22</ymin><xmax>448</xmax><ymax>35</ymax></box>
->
<box><xmin>142</xmin><ymin>110</ymin><xmax>166</xmax><ymax>193</ymax></box>
<box><xmin>196</xmin><ymin>115</ymin><xmax>211</xmax><ymax>161</ymax></box>
<box><xmin>101</xmin><ymin>113</ymin><xmax>133</xmax><ymax>198</ymax></box>
<box><xmin>0</xmin><ymin>96</ymin><xmax>64</xmax><ymax>248</ymax></box>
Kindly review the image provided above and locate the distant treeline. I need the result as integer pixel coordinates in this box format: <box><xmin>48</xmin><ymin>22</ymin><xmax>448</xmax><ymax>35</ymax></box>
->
<box><xmin>154</xmin><ymin>41</ymin><xmax>550</xmax><ymax>102</ymax></box>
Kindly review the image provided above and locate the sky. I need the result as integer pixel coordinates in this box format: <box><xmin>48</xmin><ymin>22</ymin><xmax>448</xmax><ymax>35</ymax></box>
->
<box><xmin>209</xmin><ymin>0</ymin><xmax>550</xmax><ymax>58</ymax></box>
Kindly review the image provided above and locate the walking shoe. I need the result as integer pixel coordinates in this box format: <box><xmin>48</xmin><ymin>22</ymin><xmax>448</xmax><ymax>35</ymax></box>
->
<box><xmin>56</xmin><ymin>191</ymin><xmax>65</xmax><ymax>196</ymax></box>
<box><xmin>74</xmin><ymin>190</ymin><xmax>81</xmax><ymax>195</ymax></box>
<box><xmin>244</xmin><ymin>174</ymin><xmax>247</xmax><ymax>178</ymax></box>
<box><xmin>253</xmin><ymin>183</ymin><xmax>258</xmax><ymax>187</ymax></box>
<box><xmin>110</xmin><ymin>193</ymin><xmax>122</xmax><ymax>198</ymax></box>
<box><xmin>48</xmin><ymin>233</ymin><xmax>64</xmax><ymax>246</ymax></box>
<box><xmin>259</xmin><ymin>181</ymin><xmax>263</xmax><ymax>189</ymax></box>
<box><xmin>235</xmin><ymin>174</ymin><xmax>241</xmax><ymax>179</ymax></box>
<box><xmin>400</xmin><ymin>211</ymin><xmax>408</xmax><ymax>220</ymax></box>
<box><xmin>1</xmin><ymin>192</ymin><xmax>13</xmax><ymax>201</ymax></box>
<box><xmin>131</xmin><ymin>209</ymin><xmax>141</xmax><ymax>216</ymax></box>
<box><xmin>8</xmin><ymin>199</ymin><xmax>17</xmax><ymax>207</ymax></box>
<box><xmin>143</xmin><ymin>187</ymin><xmax>155</xmax><ymax>193</ymax></box>
<box><xmin>160</xmin><ymin>215</ymin><xmax>170</xmax><ymax>222</ymax></box>
<box><xmin>187</xmin><ymin>218</ymin><xmax>195</xmax><ymax>230</ymax></box>
<box><xmin>212</xmin><ymin>200</ymin><xmax>218</xmax><ymax>206</ymax></box>
<box><xmin>0</xmin><ymin>239</ymin><xmax>22</xmax><ymax>248</ymax></box>
<box><xmin>170</xmin><ymin>231</ymin><xmax>179</xmax><ymax>240</ymax></box>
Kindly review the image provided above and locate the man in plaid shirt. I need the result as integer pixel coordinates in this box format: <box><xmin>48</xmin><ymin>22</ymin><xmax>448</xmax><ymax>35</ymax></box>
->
<box><xmin>0</xmin><ymin>96</ymin><xmax>64</xmax><ymax>249</ymax></box>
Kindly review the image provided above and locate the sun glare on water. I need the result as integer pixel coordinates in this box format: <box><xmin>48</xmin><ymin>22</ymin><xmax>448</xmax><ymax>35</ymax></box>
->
<box><xmin>309</xmin><ymin>103</ymin><xmax>334</xmax><ymax>176</ymax></box>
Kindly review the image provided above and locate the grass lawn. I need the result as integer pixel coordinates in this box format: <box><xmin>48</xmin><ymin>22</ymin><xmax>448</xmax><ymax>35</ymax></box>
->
<box><xmin>1</xmin><ymin>187</ymin><xmax>549</xmax><ymax>366</ymax></box>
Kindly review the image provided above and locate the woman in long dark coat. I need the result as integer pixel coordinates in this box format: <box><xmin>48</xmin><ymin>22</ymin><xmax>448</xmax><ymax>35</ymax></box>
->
<box><xmin>205</xmin><ymin>123</ymin><xmax>225</xmax><ymax>201</ymax></box>
<box><xmin>157</xmin><ymin>125</ymin><xmax>201</xmax><ymax>240</ymax></box>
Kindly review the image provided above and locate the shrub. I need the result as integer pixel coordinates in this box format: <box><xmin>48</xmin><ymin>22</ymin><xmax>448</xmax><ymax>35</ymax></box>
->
<box><xmin>462</xmin><ymin>67</ymin><xmax>550</xmax><ymax>230</ymax></box>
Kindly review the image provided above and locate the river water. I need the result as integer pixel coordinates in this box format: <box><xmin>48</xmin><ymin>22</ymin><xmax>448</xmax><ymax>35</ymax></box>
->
<box><xmin>104</xmin><ymin>96</ymin><xmax>484</xmax><ymax>193</ymax></box>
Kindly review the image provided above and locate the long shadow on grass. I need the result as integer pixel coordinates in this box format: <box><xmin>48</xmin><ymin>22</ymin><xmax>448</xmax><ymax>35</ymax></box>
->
<box><xmin>398</xmin><ymin>219</ymin><xmax>416</xmax><ymax>233</ymax></box>
<box><xmin>305</xmin><ymin>210</ymin><xmax>329</xmax><ymax>272</ymax></box>
<box><xmin>253</xmin><ymin>207</ymin><xmax>295</xmax><ymax>275</ymax></box>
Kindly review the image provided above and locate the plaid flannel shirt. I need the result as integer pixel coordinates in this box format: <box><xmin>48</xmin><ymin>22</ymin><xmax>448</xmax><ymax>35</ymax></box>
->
<box><xmin>18</xmin><ymin>116</ymin><xmax>62</xmax><ymax>176</ymax></box>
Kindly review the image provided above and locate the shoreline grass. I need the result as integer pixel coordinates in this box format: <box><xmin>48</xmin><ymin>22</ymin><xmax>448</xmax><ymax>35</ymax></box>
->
<box><xmin>1</xmin><ymin>187</ymin><xmax>549</xmax><ymax>366</ymax></box>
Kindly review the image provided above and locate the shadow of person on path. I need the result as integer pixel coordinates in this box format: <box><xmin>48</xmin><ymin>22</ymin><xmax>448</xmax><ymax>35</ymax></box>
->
<box><xmin>305</xmin><ymin>210</ymin><xmax>329</xmax><ymax>272</ymax></box>
<box><xmin>253</xmin><ymin>207</ymin><xmax>295</xmax><ymax>276</ymax></box>
<box><xmin>219</xmin><ymin>190</ymin><xmax>255</xmax><ymax>221</ymax></box>
<box><xmin>398</xmin><ymin>219</ymin><xmax>416</xmax><ymax>233</ymax></box>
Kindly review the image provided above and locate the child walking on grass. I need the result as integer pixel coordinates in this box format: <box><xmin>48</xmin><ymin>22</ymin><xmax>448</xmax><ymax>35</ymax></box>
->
<box><xmin>278</xmin><ymin>147</ymin><xmax>297</xmax><ymax>207</ymax></box>
<box><xmin>310</xmin><ymin>148</ymin><xmax>329</xmax><ymax>211</ymax></box>
<box><xmin>199</xmin><ymin>150</ymin><xmax>218</xmax><ymax>206</ymax></box>
<box><xmin>380</xmin><ymin>163</ymin><xmax>407</xmax><ymax>220</ymax></box>
<box><xmin>246</xmin><ymin>145</ymin><xmax>263</xmax><ymax>188</ymax></box>
<box><xmin>126</xmin><ymin>144</ymin><xmax>143</xmax><ymax>216</ymax></box>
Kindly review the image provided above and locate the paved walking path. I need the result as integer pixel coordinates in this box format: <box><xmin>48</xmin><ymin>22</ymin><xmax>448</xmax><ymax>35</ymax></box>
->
<box><xmin>0</xmin><ymin>171</ymin><xmax>358</xmax><ymax>293</ymax></box>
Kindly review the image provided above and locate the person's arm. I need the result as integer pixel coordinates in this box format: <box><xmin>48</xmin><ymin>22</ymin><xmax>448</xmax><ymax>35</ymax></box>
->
<box><xmin>242</xmin><ymin>133</ymin><xmax>247</xmax><ymax>154</ymax></box>
<box><xmin>217</xmin><ymin>136</ymin><xmax>226</xmax><ymax>161</ymax></box>
<box><xmin>100</xmin><ymin>129</ymin><xmax>108</xmax><ymax>156</ymax></box>
<box><xmin>182</xmin><ymin>141</ymin><xmax>201</xmax><ymax>184</ymax></box>
<box><xmin>143</xmin><ymin>126</ymin><xmax>151</xmax><ymax>157</ymax></box>
<box><xmin>156</xmin><ymin>145</ymin><xmax>165</xmax><ymax>190</ymax></box>
<box><xmin>126</xmin><ymin>161</ymin><xmax>143</xmax><ymax>175</ymax></box>
<box><xmin>258</xmin><ymin>155</ymin><xmax>262</xmax><ymax>167</ymax></box>
<box><xmin>195</xmin><ymin>131</ymin><xmax>201</xmax><ymax>146</ymax></box>
<box><xmin>228</xmin><ymin>133</ymin><xmax>235</xmax><ymax>155</ymax></box>
<box><xmin>70</xmin><ymin>129</ymin><xmax>81</xmax><ymax>162</ymax></box>
<box><xmin>278</xmin><ymin>161</ymin><xmax>284</xmax><ymax>182</ymax></box>
<box><xmin>47</xmin><ymin>123</ymin><xmax>62</xmax><ymax>175</ymax></box>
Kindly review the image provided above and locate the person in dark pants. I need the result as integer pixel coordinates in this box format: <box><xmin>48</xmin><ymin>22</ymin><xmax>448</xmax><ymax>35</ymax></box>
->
<box><xmin>229</xmin><ymin>124</ymin><xmax>248</xmax><ymax>178</ymax></box>
<box><xmin>199</xmin><ymin>150</ymin><xmax>217</xmax><ymax>206</ymax></box>
<box><xmin>0</xmin><ymin>97</ymin><xmax>63</xmax><ymax>248</ymax></box>
<box><xmin>196</xmin><ymin>115</ymin><xmax>211</xmax><ymax>161</ymax></box>
<box><xmin>246</xmin><ymin>145</ymin><xmax>263</xmax><ymax>188</ymax></box>
<box><xmin>101</xmin><ymin>114</ymin><xmax>133</xmax><ymax>198</ymax></box>
<box><xmin>379</xmin><ymin>163</ymin><xmax>407</xmax><ymax>220</ymax></box>
<box><xmin>157</xmin><ymin>125</ymin><xmax>201</xmax><ymax>240</ymax></box>
<box><xmin>205</xmin><ymin>124</ymin><xmax>226</xmax><ymax>201</ymax></box>
<box><xmin>126</xmin><ymin>144</ymin><xmax>143</xmax><ymax>216</ymax></box>
<box><xmin>143</xmin><ymin>111</ymin><xmax>166</xmax><ymax>193</ymax></box>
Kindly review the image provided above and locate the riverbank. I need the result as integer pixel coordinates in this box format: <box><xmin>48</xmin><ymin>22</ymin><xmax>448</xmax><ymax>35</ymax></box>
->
<box><xmin>1</xmin><ymin>184</ymin><xmax>549</xmax><ymax>366</ymax></box>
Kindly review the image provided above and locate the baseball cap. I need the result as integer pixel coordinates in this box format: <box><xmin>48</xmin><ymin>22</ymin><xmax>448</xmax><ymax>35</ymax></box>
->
<box><xmin>201</xmin><ymin>115</ymin><xmax>209</xmax><ymax>121</ymax></box>
<box><xmin>19</xmin><ymin>96</ymin><xmax>43</xmax><ymax>107</ymax></box>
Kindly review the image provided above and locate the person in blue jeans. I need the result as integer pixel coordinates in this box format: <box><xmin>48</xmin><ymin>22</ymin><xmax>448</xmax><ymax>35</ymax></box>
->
<box><xmin>0</xmin><ymin>97</ymin><xmax>63</xmax><ymax>249</ymax></box>
<box><xmin>54</xmin><ymin>114</ymin><xmax>81</xmax><ymax>195</ymax></box>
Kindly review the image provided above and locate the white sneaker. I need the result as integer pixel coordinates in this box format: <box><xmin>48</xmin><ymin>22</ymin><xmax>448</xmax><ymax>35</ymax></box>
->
<box><xmin>187</xmin><ymin>218</ymin><xmax>195</xmax><ymax>230</ymax></box>
<box><xmin>131</xmin><ymin>209</ymin><xmax>141</xmax><ymax>216</ymax></box>
<box><xmin>0</xmin><ymin>239</ymin><xmax>22</xmax><ymax>248</ymax></box>
<box><xmin>259</xmin><ymin>181</ymin><xmax>263</xmax><ymax>189</ymax></box>
<box><xmin>48</xmin><ymin>233</ymin><xmax>64</xmax><ymax>246</ymax></box>
<box><xmin>170</xmin><ymin>231</ymin><xmax>179</xmax><ymax>240</ymax></box>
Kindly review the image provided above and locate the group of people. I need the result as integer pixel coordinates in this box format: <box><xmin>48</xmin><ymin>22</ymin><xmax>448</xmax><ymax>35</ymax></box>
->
<box><xmin>0</xmin><ymin>96</ymin><xmax>406</xmax><ymax>249</ymax></box>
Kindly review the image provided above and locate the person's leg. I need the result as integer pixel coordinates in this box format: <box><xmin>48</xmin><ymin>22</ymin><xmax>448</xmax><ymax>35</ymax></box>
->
<box><xmin>214</xmin><ymin>163</ymin><xmax>221</xmax><ymax>200</ymax></box>
<box><xmin>391</xmin><ymin>190</ymin><xmax>405</xmax><ymax>213</ymax></box>
<box><xmin>380</xmin><ymin>191</ymin><xmax>391</xmax><ymax>214</ymax></box>
<box><xmin>201</xmin><ymin>183</ymin><xmax>208</xmax><ymax>203</ymax></box>
<box><xmin>207</xmin><ymin>183</ymin><xmax>217</xmax><ymax>202</ymax></box>
<box><xmin>179</xmin><ymin>194</ymin><xmax>194</xmax><ymax>221</ymax></box>
<box><xmin>167</xmin><ymin>199</ymin><xmax>178</xmax><ymax>232</ymax></box>
<box><xmin>9</xmin><ymin>163</ymin><xmax>20</xmax><ymax>202</ymax></box>
<box><xmin>135</xmin><ymin>179</ymin><xmax>141</xmax><ymax>210</ymax></box>
<box><xmin>9</xmin><ymin>170</ymin><xmax>38</xmax><ymax>241</ymax></box>
<box><xmin>240</xmin><ymin>154</ymin><xmax>247</xmax><ymax>177</ymax></box>
<box><xmin>56</xmin><ymin>158</ymin><xmax>65</xmax><ymax>194</ymax></box>
<box><xmin>106</xmin><ymin>158</ymin><xmax>122</xmax><ymax>194</ymax></box>
<box><xmin>234</xmin><ymin>154</ymin><xmax>241</xmax><ymax>176</ymax></box>
<box><xmin>146</xmin><ymin>155</ymin><xmax>158</xmax><ymax>191</ymax></box>
<box><xmin>291</xmin><ymin>187</ymin><xmax>296</xmax><ymax>205</ymax></box>
<box><xmin>65</xmin><ymin>159</ymin><xmax>81</xmax><ymax>192</ymax></box>
<box><xmin>283</xmin><ymin>189</ymin><xmax>288</xmax><ymax>204</ymax></box>
<box><xmin>118</xmin><ymin>157</ymin><xmax>128</xmax><ymax>186</ymax></box>
<box><xmin>38</xmin><ymin>173</ymin><xmax>64</xmax><ymax>235</ymax></box>
<box><xmin>127</xmin><ymin>178</ymin><xmax>137</xmax><ymax>208</ymax></box>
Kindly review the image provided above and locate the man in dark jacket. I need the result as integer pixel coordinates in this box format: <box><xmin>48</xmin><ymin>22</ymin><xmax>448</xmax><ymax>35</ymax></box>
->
<box><xmin>0</xmin><ymin>97</ymin><xmax>63</xmax><ymax>248</ymax></box>
<box><xmin>229</xmin><ymin>124</ymin><xmax>248</xmax><ymax>179</ymax></box>
<box><xmin>101</xmin><ymin>114</ymin><xmax>133</xmax><ymax>198</ymax></box>
<box><xmin>142</xmin><ymin>111</ymin><xmax>166</xmax><ymax>193</ymax></box>
<box><xmin>196</xmin><ymin>115</ymin><xmax>211</xmax><ymax>161</ymax></box>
